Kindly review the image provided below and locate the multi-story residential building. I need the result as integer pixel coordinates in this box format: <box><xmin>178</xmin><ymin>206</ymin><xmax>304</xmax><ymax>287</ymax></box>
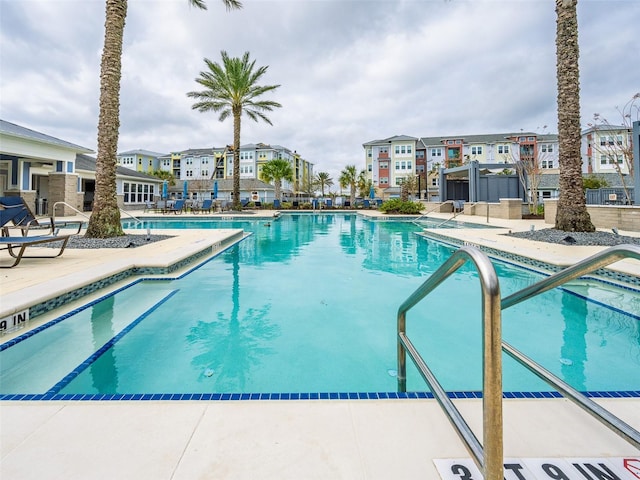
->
<box><xmin>365</xmin><ymin>132</ymin><xmax>560</xmax><ymax>197</ymax></box>
<box><xmin>116</xmin><ymin>149</ymin><xmax>166</xmax><ymax>173</ymax></box>
<box><xmin>156</xmin><ymin>143</ymin><xmax>313</xmax><ymax>200</ymax></box>
<box><xmin>581</xmin><ymin>124</ymin><xmax>633</xmax><ymax>175</ymax></box>
<box><xmin>363</xmin><ymin>135</ymin><xmax>419</xmax><ymax>190</ymax></box>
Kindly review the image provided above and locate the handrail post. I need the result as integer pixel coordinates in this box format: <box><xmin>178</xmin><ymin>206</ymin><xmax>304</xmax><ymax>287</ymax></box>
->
<box><xmin>397</xmin><ymin>310</ymin><xmax>407</xmax><ymax>392</ymax></box>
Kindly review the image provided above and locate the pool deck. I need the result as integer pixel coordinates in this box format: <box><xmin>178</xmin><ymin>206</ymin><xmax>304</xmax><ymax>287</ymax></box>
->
<box><xmin>1</xmin><ymin>210</ymin><xmax>639</xmax><ymax>479</ymax></box>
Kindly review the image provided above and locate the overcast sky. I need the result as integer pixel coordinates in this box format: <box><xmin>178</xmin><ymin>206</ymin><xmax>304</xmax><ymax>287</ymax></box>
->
<box><xmin>1</xmin><ymin>0</ymin><xmax>638</xmax><ymax>181</ymax></box>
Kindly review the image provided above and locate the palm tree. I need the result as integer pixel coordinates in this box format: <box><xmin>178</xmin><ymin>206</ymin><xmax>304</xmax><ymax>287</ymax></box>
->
<box><xmin>554</xmin><ymin>0</ymin><xmax>594</xmax><ymax>232</ymax></box>
<box><xmin>85</xmin><ymin>0</ymin><xmax>242</xmax><ymax>238</ymax></box>
<box><xmin>357</xmin><ymin>170</ymin><xmax>372</xmax><ymax>198</ymax></box>
<box><xmin>339</xmin><ymin>165</ymin><xmax>358</xmax><ymax>207</ymax></box>
<box><xmin>187</xmin><ymin>51</ymin><xmax>281</xmax><ymax>211</ymax></box>
<box><xmin>260</xmin><ymin>159</ymin><xmax>293</xmax><ymax>202</ymax></box>
<box><xmin>314</xmin><ymin>172</ymin><xmax>333</xmax><ymax>197</ymax></box>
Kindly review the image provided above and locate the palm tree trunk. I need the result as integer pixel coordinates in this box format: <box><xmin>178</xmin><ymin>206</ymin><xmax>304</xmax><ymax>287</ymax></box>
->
<box><xmin>232</xmin><ymin>107</ymin><xmax>241</xmax><ymax>210</ymax></box>
<box><xmin>554</xmin><ymin>0</ymin><xmax>594</xmax><ymax>232</ymax></box>
<box><xmin>85</xmin><ymin>0</ymin><xmax>126</xmax><ymax>238</ymax></box>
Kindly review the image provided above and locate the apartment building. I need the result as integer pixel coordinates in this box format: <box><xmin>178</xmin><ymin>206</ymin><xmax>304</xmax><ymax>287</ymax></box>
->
<box><xmin>155</xmin><ymin>143</ymin><xmax>313</xmax><ymax>199</ymax></box>
<box><xmin>581</xmin><ymin>124</ymin><xmax>633</xmax><ymax>175</ymax></box>
<box><xmin>116</xmin><ymin>149</ymin><xmax>167</xmax><ymax>173</ymax></box>
<box><xmin>364</xmin><ymin>132</ymin><xmax>559</xmax><ymax>198</ymax></box>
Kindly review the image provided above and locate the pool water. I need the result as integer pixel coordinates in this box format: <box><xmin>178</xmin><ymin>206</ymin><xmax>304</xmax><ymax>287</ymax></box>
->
<box><xmin>1</xmin><ymin>214</ymin><xmax>639</xmax><ymax>396</ymax></box>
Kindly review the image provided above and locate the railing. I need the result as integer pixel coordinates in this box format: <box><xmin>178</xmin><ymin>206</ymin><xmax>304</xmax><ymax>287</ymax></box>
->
<box><xmin>411</xmin><ymin>200</ymin><xmax>454</xmax><ymax>226</ymax></box>
<box><xmin>435</xmin><ymin>201</ymin><xmax>477</xmax><ymax>228</ymax></box>
<box><xmin>52</xmin><ymin>201</ymin><xmax>90</xmax><ymax>220</ymax></box>
<box><xmin>397</xmin><ymin>244</ymin><xmax>640</xmax><ymax>476</ymax></box>
<box><xmin>397</xmin><ymin>246</ymin><xmax>503</xmax><ymax>479</ymax></box>
<box><xmin>500</xmin><ymin>244</ymin><xmax>640</xmax><ymax>449</ymax></box>
<box><xmin>119</xmin><ymin>209</ymin><xmax>142</xmax><ymax>225</ymax></box>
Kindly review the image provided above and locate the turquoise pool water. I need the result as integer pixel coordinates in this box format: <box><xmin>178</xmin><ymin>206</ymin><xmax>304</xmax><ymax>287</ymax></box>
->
<box><xmin>1</xmin><ymin>213</ymin><xmax>639</xmax><ymax>397</ymax></box>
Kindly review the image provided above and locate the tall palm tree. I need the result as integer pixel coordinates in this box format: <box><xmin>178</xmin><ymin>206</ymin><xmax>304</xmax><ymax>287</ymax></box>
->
<box><xmin>85</xmin><ymin>0</ymin><xmax>242</xmax><ymax>238</ymax></box>
<box><xmin>339</xmin><ymin>165</ymin><xmax>358</xmax><ymax>207</ymax></box>
<box><xmin>554</xmin><ymin>0</ymin><xmax>594</xmax><ymax>232</ymax></box>
<box><xmin>187</xmin><ymin>51</ymin><xmax>281</xmax><ymax>211</ymax></box>
<box><xmin>314</xmin><ymin>172</ymin><xmax>333</xmax><ymax>197</ymax></box>
<box><xmin>357</xmin><ymin>170</ymin><xmax>372</xmax><ymax>198</ymax></box>
<box><xmin>260</xmin><ymin>159</ymin><xmax>293</xmax><ymax>202</ymax></box>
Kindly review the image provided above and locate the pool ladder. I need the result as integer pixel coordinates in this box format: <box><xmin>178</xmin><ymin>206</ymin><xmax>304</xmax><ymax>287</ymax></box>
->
<box><xmin>397</xmin><ymin>244</ymin><xmax>640</xmax><ymax>479</ymax></box>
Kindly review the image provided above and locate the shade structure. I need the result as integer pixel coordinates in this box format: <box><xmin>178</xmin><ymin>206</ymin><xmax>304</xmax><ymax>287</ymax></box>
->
<box><xmin>213</xmin><ymin>180</ymin><xmax>218</xmax><ymax>199</ymax></box>
<box><xmin>183</xmin><ymin>181</ymin><xmax>188</xmax><ymax>199</ymax></box>
<box><xmin>162</xmin><ymin>181</ymin><xmax>168</xmax><ymax>200</ymax></box>
<box><xmin>369</xmin><ymin>185</ymin><xmax>375</xmax><ymax>199</ymax></box>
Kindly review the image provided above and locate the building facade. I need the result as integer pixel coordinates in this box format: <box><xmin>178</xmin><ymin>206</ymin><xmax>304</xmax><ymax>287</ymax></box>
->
<box><xmin>581</xmin><ymin>124</ymin><xmax>633</xmax><ymax>175</ymax></box>
<box><xmin>116</xmin><ymin>149</ymin><xmax>167</xmax><ymax>173</ymax></box>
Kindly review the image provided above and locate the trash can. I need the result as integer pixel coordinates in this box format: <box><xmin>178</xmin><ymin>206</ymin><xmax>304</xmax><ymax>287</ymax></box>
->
<box><xmin>36</xmin><ymin>198</ymin><xmax>47</xmax><ymax>215</ymax></box>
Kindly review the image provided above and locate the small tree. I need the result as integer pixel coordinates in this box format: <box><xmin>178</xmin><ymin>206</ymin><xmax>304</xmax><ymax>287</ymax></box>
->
<box><xmin>588</xmin><ymin>92</ymin><xmax>639</xmax><ymax>204</ymax></box>
<box><xmin>510</xmin><ymin>135</ymin><xmax>554</xmax><ymax>214</ymax></box>
<box><xmin>582</xmin><ymin>174</ymin><xmax>609</xmax><ymax>191</ymax></box>
<box><xmin>261</xmin><ymin>159</ymin><xmax>293</xmax><ymax>202</ymax></box>
<box><xmin>314</xmin><ymin>172</ymin><xmax>333</xmax><ymax>196</ymax></box>
<box><xmin>338</xmin><ymin>165</ymin><xmax>358</xmax><ymax>207</ymax></box>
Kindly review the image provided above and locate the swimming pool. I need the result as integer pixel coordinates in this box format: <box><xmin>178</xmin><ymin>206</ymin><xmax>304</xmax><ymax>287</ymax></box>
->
<box><xmin>1</xmin><ymin>213</ymin><xmax>639</xmax><ymax>398</ymax></box>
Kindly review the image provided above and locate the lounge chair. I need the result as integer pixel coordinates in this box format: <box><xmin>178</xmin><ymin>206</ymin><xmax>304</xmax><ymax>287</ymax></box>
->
<box><xmin>0</xmin><ymin>209</ymin><xmax>72</xmax><ymax>268</ymax></box>
<box><xmin>164</xmin><ymin>199</ymin><xmax>185</xmax><ymax>214</ymax></box>
<box><xmin>192</xmin><ymin>199</ymin><xmax>213</xmax><ymax>214</ymax></box>
<box><xmin>273</xmin><ymin>199</ymin><xmax>281</xmax><ymax>209</ymax></box>
<box><xmin>0</xmin><ymin>196</ymin><xmax>83</xmax><ymax>235</ymax></box>
<box><xmin>344</xmin><ymin>200</ymin><xmax>351</xmax><ymax>209</ymax></box>
<box><xmin>363</xmin><ymin>199</ymin><xmax>371</xmax><ymax>209</ymax></box>
<box><xmin>325</xmin><ymin>199</ymin><xmax>333</xmax><ymax>209</ymax></box>
<box><xmin>254</xmin><ymin>201</ymin><xmax>262</xmax><ymax>209</ymax></box>
<box><xmin>292</xmin><ymin>201</ymin><xmax>299</xmax><ymax>209</ymax></box>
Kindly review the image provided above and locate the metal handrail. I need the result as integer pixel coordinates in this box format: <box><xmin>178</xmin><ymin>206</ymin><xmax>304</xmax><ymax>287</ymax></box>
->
<box><xmin>119</xmin><ymin>208</ymin><xmax>142</xmax><ymax>225</ymax></box>
<box><xmin>435</xmin><ymin>201</ymin><xmax>477</xmax><ymax>228</ymax></box>
<box><xmin>397</xmin><ymin>246</ymin><xmax>503</xmax><ymax>479</ymax></box>
<box><xmin>412</xmin><ymin>200</ymin><xmax>454</xmax><ymax>226</ymax></box>
<box><xmin>501</xmin><ymin>244</ymin><xmax>640</xmax><ymax>449</ymax></box>
<box><xmin>52</xmin><ymin>201</ymin><xmax>90</xmax><ymax>220</ymax></box>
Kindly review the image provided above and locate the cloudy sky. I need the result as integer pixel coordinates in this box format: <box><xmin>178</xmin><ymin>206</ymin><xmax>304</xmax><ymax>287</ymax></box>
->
<box><xmin>1</xmin><ymin>0</ymin><xmax>638</xmax><ymax>181</ymax></box>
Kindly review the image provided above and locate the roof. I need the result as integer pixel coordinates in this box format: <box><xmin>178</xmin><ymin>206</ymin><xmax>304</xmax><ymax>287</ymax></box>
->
<box><xmin>0</xmin><ymin>119</ymin><xmax>93</xmax><ymax>153</ymax></box>
<box><xmin>117</xmin><ymin>149</ymin><xmax>167</xmax><ymax>157</ymax></box>
<box><xmin>419</xmin><ymin>132</ymin><xmax>559</xmax><ymax>146</ymax></box>
<box><xmin>75</xmin><ymin>154</ymin><xmax>162</xmax><ymax>182</ymax></box>
<box><xmin>363</xmin><ymin>135</ymin><xmax>419</xmax><ymax>146</ymax></box>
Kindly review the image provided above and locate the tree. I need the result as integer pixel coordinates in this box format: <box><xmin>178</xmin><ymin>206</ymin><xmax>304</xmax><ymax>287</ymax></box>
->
<box><xmin>357</xmin><ymin>170</ymin><xmax>373</xmax><ymax>199</ymax></box>
<box><xmin>150</xmin><ymin>170</ymin><xmax>176</xmax><ymax>186</ymax></box>
<box><xmin>85</xmin><ymin>0</ymin><xmax>241</xmax><ymax>238</ymax></box>
<box><xmin>261</xmin><ymin>159</ymin><xmax>293</xmax><ymax>202</ymax></box>
<box><xmin>314</xmin><ymin>172</ymin><xmax>333</xmax><ymax>196</ymax></box>
<box><xmin>588</xmin><ymin>92</ymin><xmax>639</xmax><ymax>204</ymax></box>
<box><xmin>339</xmin><ymin>165</ymin><xmax>359</xmax><ymax>207</ymax></box>
<box><xmin>187</xmin><ymin>51</ymin><xmax>281</xmax><ymax>210</ymax></box>
<box><xmin>554</xmin><ymin>0</ymin><xmax>594</xmax><ymax>232</ymax></box>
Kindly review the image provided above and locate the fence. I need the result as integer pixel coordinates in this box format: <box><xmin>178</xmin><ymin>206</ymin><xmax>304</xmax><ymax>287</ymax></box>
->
<box><xmin>586</xmin><ymin>187</ymin><xmax>634</xmax><ymax>205</ymax></box>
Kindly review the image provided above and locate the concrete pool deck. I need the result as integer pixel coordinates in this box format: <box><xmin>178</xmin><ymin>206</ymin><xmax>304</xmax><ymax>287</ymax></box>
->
<box><xmin>1</xmin><ymin>210</ymin><xmax>639</xmax><ymax>479</ymax></box>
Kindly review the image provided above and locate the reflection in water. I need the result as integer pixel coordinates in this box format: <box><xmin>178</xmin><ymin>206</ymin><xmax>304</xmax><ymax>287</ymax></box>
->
<box><xmin>186</xmin><ymin>246</ymin><xmax>279</xmax><ymax>391</ymax></box>
<box><xmin>560</xmin><ymin>293</ymin><xmax>587</xmax><ymax>391</ymax></box>
<box><xmin>89</xmin><ymin>296</ymin><xmax>119</xmax><ymax>393</ymax></box>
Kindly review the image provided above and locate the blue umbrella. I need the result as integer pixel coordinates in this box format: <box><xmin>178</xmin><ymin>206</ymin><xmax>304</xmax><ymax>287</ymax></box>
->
<box><xmin>213</xmin><ymin>180</ymin><xmax>218</xmax><ymax>199</ymax></box>
<box><xmin>183</xmin><ymin>181</ymin><xmax>188</xmax><ymax>199</ymax></box>
<box><xmin>369</xmin><ymin>185</ymin><xmax>375</xmax><ymax>200</ymax></box>
<box><xmin>162</xmin><ymin>181</ymin><xmax>168</xmax><ymax>200</ymax></box>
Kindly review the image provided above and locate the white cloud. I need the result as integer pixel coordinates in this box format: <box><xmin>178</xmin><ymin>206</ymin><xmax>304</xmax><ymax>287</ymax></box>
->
<box><xmin>1</xmin><ymin>0</ymin><xmax>638</xmax><ymax>181</ymax></box>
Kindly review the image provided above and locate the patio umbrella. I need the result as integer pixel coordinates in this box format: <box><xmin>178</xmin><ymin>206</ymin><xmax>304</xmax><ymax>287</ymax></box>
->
<box><xmin>162</xmin><ymin>181</ymin><xmax>168</xmax><ymax>200</ymax></box>
<box><xmin>369</xmin><ymin>185</ymin><xmax>375</xmax><ymax>200</ymax></box>
<box><xmin>183</xmin><ymin>181</ymin><xmax>188</xmax><ymax>199</ymax></box>
<box><xmin>213</xmin><ymin>180</ymin><xmax>218</xmax><ymax>199</ymax></box>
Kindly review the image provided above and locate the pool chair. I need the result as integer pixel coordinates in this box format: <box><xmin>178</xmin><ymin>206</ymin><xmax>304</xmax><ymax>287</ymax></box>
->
<box><xmin>344</xmin><ymin>200</ymin><xmax>351</xmax><ymax>209</ymax></box>
<box><xmin>0</xmin><ymin>196</ymin><xmax>83</xmax><ymax>235</ymax></box>
<box><xmin>192</xmin><ymin>199</ymin><xmax>213</xmax><ymax>214</ymax></box>
<box><xmin>164</xmin><ymin>199</ymin><xmax>185</xmax><ymax>214</ymax></box>
<box><xmin>0</xmin><ymin>209</ymin><xmax>72</xmax><ymax>268</ymax></box>
<box><xmin>325</xmin><ymin>199</ymin><xmax>333</xmax><ymax>209</ymax></box>
<box><xmin>292</xmin><ymin>200</ymin><xmax>299</xmax><ymax>209</ymax></box>
<box><xmin>363</xmin><ymin>199</ymin><xmax>371</xmax><ymax>209</ymax></box>
<box><xmin>254</xmin><ymin>201</ymin><xmax>262</xmax><ymax>209</ymax></box>
<box><xmin>273</xmin><ymin>199</ymin><xmax>281</xmax><ymax>209</ymax></box>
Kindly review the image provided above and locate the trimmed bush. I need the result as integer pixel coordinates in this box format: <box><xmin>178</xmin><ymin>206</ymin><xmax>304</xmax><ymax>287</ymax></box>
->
<box><xmin>379</xmin><ymin>199</ymin><xmax>422</xmax><ymax>214</ymax></box>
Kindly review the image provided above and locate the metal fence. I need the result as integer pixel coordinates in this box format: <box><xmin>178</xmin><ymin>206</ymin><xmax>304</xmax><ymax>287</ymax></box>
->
<box><xmin>585</xmin><ymin>187</ymin><xmax>635</xmax><ymax>205</ymax></box>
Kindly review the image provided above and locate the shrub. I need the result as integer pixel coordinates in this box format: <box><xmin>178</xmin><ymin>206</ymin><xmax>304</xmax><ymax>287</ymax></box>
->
<box><xmin>379</xmin><ymin>199</ymin><xmax>423</xmax><ymax>214</ymax></box>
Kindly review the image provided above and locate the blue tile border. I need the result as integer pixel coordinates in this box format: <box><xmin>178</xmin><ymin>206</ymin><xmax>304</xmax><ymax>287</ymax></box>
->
<box><xmin>1</xmin><ymin>390</ymin><xmax>638</xmax><ymax>402</ymax></box>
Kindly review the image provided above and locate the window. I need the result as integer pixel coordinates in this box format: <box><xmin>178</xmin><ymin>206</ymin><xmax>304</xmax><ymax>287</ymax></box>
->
<box><xmin>201</xmin><ymin>170</ymin><xmax>209</xmax><ymax>177</ymax></box>
<box><xmin>407</xmin><ymin>145</ymin><xmax>412</xmax><ymax>154</ymax></box>
<box><xmin>616</xmin><ymin>135</ymin><xmax>623</xmax><ymax>145</ymax></box>
<box><xmin>600</xmin><ymin>155</ymin><xmax>607</xmax><ymax>165</ymax></box>
<box><xmin>527</xmin><ymin>136</ymin><xmax>535</xmax><ymax>141</ymax></box>
<box><xmin>471</xmin><ymin>146</ymin><xmax>483</xmax><ymax>155</ymax></box>
<box><xmin>497</xmin><ymin>145</ymin><xmax>510</xmax><ymax>154</ymax></box>
<box><xmin>186</xmin><ymin>170</ymin><xmax>193</xmax><ymax>177</ymax></box>
<box><xmin>600</xmin><ymin>136</ymin><xmax>607</xmax><ymax>146</ymax></box>
<box><xmin>380</xmin><ymin>177</ymin><xmax>388</xmax><ymax>185</ymax></box>
<box><xmin>407</xmin><ymin>161</ymin><xmax>412</xmax><ymax>170</ymax></box>
<box><xmin>123</xmin><ymin>182</ymin><xmax>155</xmax><ymax>204</ymax></box>
<box><xmin>455</xmin><ymin>140</ymin><xmax>461</xmax><ymax>144</ymax></box>
<box><xmin>395</xmin><ymin>146</ymin><xmax>400</xmax><ymax>154</ymax></box>
<box><xmin>447</xmin><ymin>140</ymin><xmax>454</xmax><ymax>145</ymax></box>
<box><xmin>367</xmin><ymin>164</ymin><xmax>372</xmax><ymax>172</ymax></box>
<box><xmin>379</xmin><ymin>162</ymin><xmax>388</xmax><ymax>169</ymax></box>
<box><xmin>395</xmin><ymin>161</ymin><xmax>400</xmax><ymax>170</ymax></box>
<box><xmin>431</xmin><ymin>178</ymin><xmax>437</xmax><ymax>186</ymax></box>
<box><xmin>367</xmin><ymin>149</ymin><xmax>372</xmax><ymax>158</ymax></box>
<box><xmin>416</xmin><ymin>165</ymin><xmax>425</xmax><ymax>173</ymax></box>
<box><xmin>430</xmin><ymin>148</ymin><xmax>442</xmax><ymax>157</ymax></box>
<box><xmin>416</xmin><ymin>150</ymin><xmax>425</xmax><ymax>159</ymax></box>
<box><xmin>401</xmin><ymin>145</ymin><xmax>406</xmax><ymax>154</ymax></box>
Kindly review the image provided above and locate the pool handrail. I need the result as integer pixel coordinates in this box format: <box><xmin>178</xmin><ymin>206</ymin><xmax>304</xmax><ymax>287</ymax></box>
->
<box><xmin>500</xmin><ymin>243</ymin><xmax>640</xmax><ymax>449</ymax></box>
<box><xmin>397</xmin><ymin>245</ymin><xmax>503</xmax><ymax>479</ymax></box>
<box><xmin>411</xmin><ymin>200</ymin><xmax>454</xmax><ymax>226</ymax></box>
